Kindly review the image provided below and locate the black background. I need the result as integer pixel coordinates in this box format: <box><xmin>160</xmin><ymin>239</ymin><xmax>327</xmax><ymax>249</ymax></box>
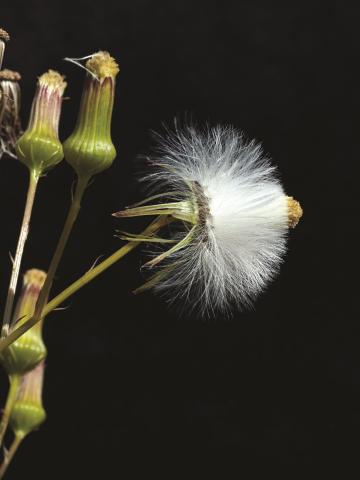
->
<box><xmin>0</xmin><ymin>0</ymin><xmax>358</xmax><ymax>477</ymax></box>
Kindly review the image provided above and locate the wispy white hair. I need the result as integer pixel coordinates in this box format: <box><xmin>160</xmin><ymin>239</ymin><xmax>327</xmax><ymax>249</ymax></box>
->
<box><xmin>117</xmin><ymin>124</ymin><xmax>294</xmax><ymax>315</ymax></box>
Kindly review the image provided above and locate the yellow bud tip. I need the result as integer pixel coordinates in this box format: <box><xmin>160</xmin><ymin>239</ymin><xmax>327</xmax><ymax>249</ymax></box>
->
<box><xmin>0</xmin><ymin>28</ymin><xmax>10</xmax><ymax>42</ymax></box>
<box><xmin>0</xmin><ymin>69</ymin><xmax>21</xmax><ymax>82</ymax></box>
<box><xmin>86</xmin><ymin>51</ymin><xmax>119</xmax><ymax>79</ymax></box>
<box><xmin>38</xmin><ymin>69</ymin><xmax>67</xmax><ymax>95</ymax></box>
<box><xmin>23</xmin><ymin>269</ymin><xmax>47</xmax><ymax>290</ymax></box>
<box><xmin>287</xmin><ymin>196</ymin><xmax>303</xmax><ymax>228</ymax></box>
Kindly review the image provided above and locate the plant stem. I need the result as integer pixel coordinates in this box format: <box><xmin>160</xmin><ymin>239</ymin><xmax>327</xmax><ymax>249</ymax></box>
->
<box><xmin>33</xmin><ymin>174</ymin><xmax>89</xmax><ymax>322</ymax></box>
<box><xmin>0</xmin><ymin>433</ymin><xmax>23</xmax><ymax>479</ymax></box>
<box><xmin>0</xmin><ymin>375</ymin><xmax>20</xmax><ymax>447</ymax></box>
<box><xmin>1</xmin><ymin>173</ymin><xmax>39</xmax><ymax>338</ymax></box>
<box><xmin>0</xmin><ymin>216</ymin><xmax>168</xmax><ymax>352</ymax></box>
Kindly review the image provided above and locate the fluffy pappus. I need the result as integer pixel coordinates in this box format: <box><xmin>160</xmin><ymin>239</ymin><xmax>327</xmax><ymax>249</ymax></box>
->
<box><xmin>115</xmin><ymin>124</ymin><xmax>302</xmax><ymax>315</ymax></box>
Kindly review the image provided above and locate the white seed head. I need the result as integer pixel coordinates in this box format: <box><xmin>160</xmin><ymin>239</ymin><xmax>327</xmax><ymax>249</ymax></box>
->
<box><xmin>117</xmin><ymin>124</ymin><xmax>301</xmax><ymax>315</ymax></box>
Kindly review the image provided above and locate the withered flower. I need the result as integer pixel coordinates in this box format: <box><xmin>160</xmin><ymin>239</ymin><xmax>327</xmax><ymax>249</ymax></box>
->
<box><xmin>0</xmin><ymin>69</ymin><xmax>22</xmax><ymax>159</ymax></box>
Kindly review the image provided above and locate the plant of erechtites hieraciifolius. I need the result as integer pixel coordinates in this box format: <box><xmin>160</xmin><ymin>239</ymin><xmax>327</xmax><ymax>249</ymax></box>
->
<box><xmin>0</xmin><ymin>26</ymin><xmax>302</xmax><ymax>478</ymax></box>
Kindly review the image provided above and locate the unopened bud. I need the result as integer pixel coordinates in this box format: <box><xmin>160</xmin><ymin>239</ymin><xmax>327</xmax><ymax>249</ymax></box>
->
<box><xmin>10</xmin><ymin>360</ymin><xmax>46</xmax><ymax>438</ymax></box>
<box><xmin>16</xmin><ymin>70</ymin><xmax>66</xmax><ymax>178</ymax></box>
<box><xmin>0</xmin><ymin>69</ymin><xmax>22</xmax><ymax>159</ymax></box>
<box><xmin>0</xmin><ymin>269</ymin><xmax>47</xmax><ymax>375</ymax></box>
<box><xmin>63</xmin><ymin>51</ymin><xmax>119</xmax><ymax>180</ymax></box>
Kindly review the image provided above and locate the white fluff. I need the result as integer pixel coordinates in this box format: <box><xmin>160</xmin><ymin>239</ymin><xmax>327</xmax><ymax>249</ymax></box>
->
<box><xmin>138</xmin><ymin>124</ymin><xmax>289</xmax><ymax>314</ymax></box>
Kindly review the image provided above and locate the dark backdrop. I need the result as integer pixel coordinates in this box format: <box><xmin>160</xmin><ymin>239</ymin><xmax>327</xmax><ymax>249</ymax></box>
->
<box><xmin>0</xmin><ymin>0</ymin><xmax>358</xmax><ymax>477</ymax></box>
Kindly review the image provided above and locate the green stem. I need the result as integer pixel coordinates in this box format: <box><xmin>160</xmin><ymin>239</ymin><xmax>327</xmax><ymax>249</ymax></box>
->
<box><xmin>0</xmin><ymin>375</ymin><xmax>20</xmax><ymax>447</ymax></box>
<box><xmin>0</xmin><ymin>433</ymin><xmax>24</xmax><ymax>479</ymax></box>
<box><xmin>2</xmin><ymin>172</ymin><xmax>39</xmax><ymax>337</ymax></box>
<box><xmin>33</xmin><ymin>174</ymin><xmax>89</xmax><ymax>322</ymax></box>
<box><xmin>0</xmin><ymin>216</ymin><xmax>169</xmax><ymax>353</ymax></box>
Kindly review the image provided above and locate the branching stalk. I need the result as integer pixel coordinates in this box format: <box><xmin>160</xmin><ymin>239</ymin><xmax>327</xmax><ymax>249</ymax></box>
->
<box><xmin>0</xmin><ymin>216</ymin><xmax>170</xmax><ymax>352</ymax></box>
<box><xmin>32</xmin><ymin>174</ymin><xmax>89</xmax><ymax>323</ymax></box>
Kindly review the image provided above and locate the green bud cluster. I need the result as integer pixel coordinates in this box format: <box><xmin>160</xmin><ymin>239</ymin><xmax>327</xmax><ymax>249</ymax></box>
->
<box><xmin>16</xmin><ymin>70</ymin><xmax>66</xmax><ymax>178</ymax></box>
<box><xmin>63</xmin><ymin>51</ymin><xmax>119</xmax><ymax>179</ymax></box>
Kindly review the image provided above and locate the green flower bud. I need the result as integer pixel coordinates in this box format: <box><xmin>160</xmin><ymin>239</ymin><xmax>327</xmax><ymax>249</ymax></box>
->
<box><xmin>16</xmin><ymin>70</ymin><xmax>66</xmax><ymax>178</ymax></box>
<box><xmin>0</xmin><ymin>269</ymin><xmax>47</xmax><ymax>375</ymax></box>
<box><xmin>0</xmin><ymin>69</ymin><xmax>22</xmax><ymax>159</ymax></box>
<box><xmin>10</xmin><ymin>360</ymin><xmax>46</xmax><ymax>438</ymax></box>
<box><xmin>63</xmin><ymin>51</ymin><xmax>119</xmax><ymax>179</ymax></box>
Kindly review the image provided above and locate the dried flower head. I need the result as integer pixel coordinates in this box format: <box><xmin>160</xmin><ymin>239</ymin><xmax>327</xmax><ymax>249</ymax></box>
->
<box><xmin>0</xmin><ymin>28</ymin><xmax>10</xmax><ymax>70</ymax></box>
<box><xmin>0</xmin><ymin>69</ymin><xmax>22</xmax><ymax>159</ymax></box>
<box><xmin>114</xmin><ymin>124</ymin><xmax>302</xmax><ymax>314</ymax></box>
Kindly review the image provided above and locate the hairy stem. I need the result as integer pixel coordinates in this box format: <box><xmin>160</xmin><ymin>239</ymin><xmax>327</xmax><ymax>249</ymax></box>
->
<box><xmin>0</xmin><ymin>375</ymin><xmax>20</xmax><ymax>447</ymax></box>
<box><xmin>0</xmin><ymin>433</ymin><xmax>23</xmax><ymax>478</ymax></box>
<box><xmin>2</xmin><ymin>173</ymin><xmax>39</xmax><ymax>338</ymax></box>
<box><xmin>0</xmin><ymin>216</ymin><xmax>169</xmax><ymax>352</ymax></box>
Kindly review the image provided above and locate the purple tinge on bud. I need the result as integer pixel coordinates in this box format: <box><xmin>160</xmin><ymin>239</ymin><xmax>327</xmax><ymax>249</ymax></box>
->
<box><xmin>16</xmin><ymin>70</ymin><xmax>67</xmax><ymax>176</ymax></box>
<box><xmin>27</xmin><ymin>71</ymin><xmax>65</xmax><ymax>138</ymax></box>
<box><xmin>16</xmin><ymin>360</ymin><xmax>45</xmax><ymax>406</ymax></box>
<box><xmin>10</xmin><ymin>360</ymin><xmax>46</xmax><ymax>438</ymax></box>
<box><xmin>12</xmin><ymin>269</ymin><xmax>47</xmax><ymax>330</ymax></box>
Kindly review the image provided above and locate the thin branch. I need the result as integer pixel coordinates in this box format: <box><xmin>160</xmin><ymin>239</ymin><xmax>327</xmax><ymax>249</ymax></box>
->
<box><xmin>0</xmin><ymin>375</ymin><xmax>21</xmax><ymax>447</ymax></box>
<box><xmin>1</xmin><ymin>173</ymin><xmax>39</xmax><ymax>337</ymax></box>
<box><xmin>0</xmin><ymin>434</ymin><xmax>23</xmax><ymax>479</ymax></box>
